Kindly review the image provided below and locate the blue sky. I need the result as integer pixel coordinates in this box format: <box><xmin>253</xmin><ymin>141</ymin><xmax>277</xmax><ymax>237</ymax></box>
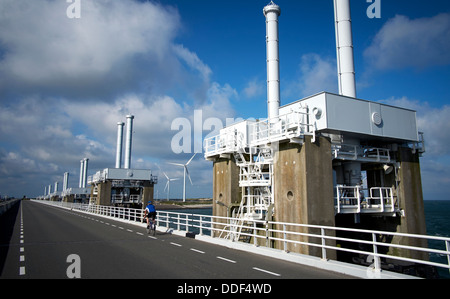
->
<box><xmin>0</xmin><ymin>0</ymin><xmax>449</xmax><ymax>201</ymax></box>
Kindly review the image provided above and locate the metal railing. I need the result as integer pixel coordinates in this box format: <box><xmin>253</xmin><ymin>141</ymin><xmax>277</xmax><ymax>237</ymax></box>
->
<box><xmin>204</xmin><ymin>109</ymin><xmax>316</xmax><ymax>158</ymax></box>
<box><xmin>248</xmin><ymin>109</ymin><xmax>315</xmax><ymax>146</ymax></box>
<box><xmin>33</xmin><ymin>199</ymin><xmax>450</xmax><ymax>278</ymax></box>
<box><xmin>335</xmin><ymin>185</ymin><xmax>395</xmax><ymax>214</ymax></box>
<box><xmin>0</xmin><ymin>198</ymin><xmax>20</xmax><ymax>216</ymax></box>
<box><xmin>332</xmin><ymin>143</ymin><xmax>391</xmax><ymax>162</ymax></box>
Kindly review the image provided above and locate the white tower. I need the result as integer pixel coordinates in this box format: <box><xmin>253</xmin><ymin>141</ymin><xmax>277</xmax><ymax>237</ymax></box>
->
<box><xmin>334</xmin><ymin>0</ymin><xmax>357</xmax><ymax>98</ymax></box>
<box><xmin>264</xmin><ymin>1</ymin><xmax>281</xmax><ymax>122</ymax></box>
<box><xmin>124</xmin><ymin>115</ymin><xmax>134</xmax><ymax>170</ymax></box>
<box><xmin>115</xmin><ymin>122</ymin><xmax>124</xmax><ymax>169</ymax></box>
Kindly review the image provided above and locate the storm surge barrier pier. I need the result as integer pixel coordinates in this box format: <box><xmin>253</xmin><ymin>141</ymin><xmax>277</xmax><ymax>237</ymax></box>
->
<box><xmin>32</xmin><ymin>199</ymin><xmax>450</xmax><ymax>279</ymax></box>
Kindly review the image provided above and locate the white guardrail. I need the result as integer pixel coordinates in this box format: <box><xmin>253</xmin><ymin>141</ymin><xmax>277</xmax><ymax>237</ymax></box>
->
<box><xmin>32</xmin><ymin>200</ymin><xmax>450</xmax><ymax>278</ymax></box>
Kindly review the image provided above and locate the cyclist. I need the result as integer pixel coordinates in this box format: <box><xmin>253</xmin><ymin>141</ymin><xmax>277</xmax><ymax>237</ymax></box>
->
<box><xmin>144</xmin><ymin>201</ymin><xmax>157</xmax><ymax>230</ymax></box>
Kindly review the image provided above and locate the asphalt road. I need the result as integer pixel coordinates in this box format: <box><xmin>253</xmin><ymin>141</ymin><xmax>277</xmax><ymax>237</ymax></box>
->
<box><xmin>0</xmin><ymin>200</ymin><xmax>351</xmax><ymax>279</ymax></box>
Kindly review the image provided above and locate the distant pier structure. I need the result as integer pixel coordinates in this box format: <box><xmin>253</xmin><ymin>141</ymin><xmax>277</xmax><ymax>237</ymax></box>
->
<box><xmin>88</xmin><ymin>115</ymin><xmax>158</xmax><ymax>208</ymax></box>
<box><xmin>40</xmin><ymin>115</ymin><xmax>158</xmax><ymax>208</ymax></box>
<box><xmin>204</xmin><ymin>0</ymin><xmax>426</xmax><ymax>261</ymax></box>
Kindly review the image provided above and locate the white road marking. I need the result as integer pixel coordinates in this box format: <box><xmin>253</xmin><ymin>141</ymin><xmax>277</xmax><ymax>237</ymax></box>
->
<box><xmin>253</xmin><ymin>267</ymin><xmax>281</xmax><ymax>277</ymax></box>
<box><xmin>217</xmin><ymin>256</ymin><xmax>236</xmax><ymax>263</ymax></box>
<box><xmin>136</xmin><ymin>232</ymin><xmax>143</xmax><ymax>236</ymax></box>
<box><xmin>19</xmin><ymin>203</ymin><xmax>25</xmax><ymax>276</ymax></box>
<box><xmin>170</xmin><ymin>242</ymin><xmax>182</xmax><ymax>247</ymax></box>
<box><xmin>190</xmin><ymin>248</ymin><xmax>205</xmax><ymax>254</ymax></box>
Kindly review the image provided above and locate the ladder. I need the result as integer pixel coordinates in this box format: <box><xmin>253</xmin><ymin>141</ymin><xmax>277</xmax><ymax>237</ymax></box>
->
<box><xmin>226</xmin><ymin>147</ymin><xmax>274</xmax><ymax>242</ymax></box>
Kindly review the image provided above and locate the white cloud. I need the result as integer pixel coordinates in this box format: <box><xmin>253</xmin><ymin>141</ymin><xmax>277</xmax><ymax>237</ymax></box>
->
<box><xmin>0</xmin><ymin>0</ymin><xmax>238</xmax><ymax>198</ymax></box>
<box><xmin>284</xmin><ymin>53</ymin><xmax>338</xmax><ymax>99</ymax></box>
<box><xmin>0</xmin><ymin>0</ymin><xmax>181</xmax><ymax>97</ymax></box>
<box><xmin>243</xmin><ymin>78</ymin><xmax>265</xmax><ymax>99</ymax></box>
<box><xmin>173</xmin><ymin>44</ymin><xmax>212</xmax><ymax>83</ymax></box>
<box><xmin>364</xmin><ymin>13</ymin><xmax>450</xmax><ymax>70</ymax></box>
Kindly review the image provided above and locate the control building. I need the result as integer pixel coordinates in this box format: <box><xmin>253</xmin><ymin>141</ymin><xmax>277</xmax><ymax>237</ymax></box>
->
<box><xmin>204</xmin><ymin>1</ymin><xmax>426</xmax><ymax>261</ymax></box>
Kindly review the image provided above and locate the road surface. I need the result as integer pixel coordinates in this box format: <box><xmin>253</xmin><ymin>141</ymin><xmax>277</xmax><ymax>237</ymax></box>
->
<box><xmin>0</xmin><ymin>200</ymin><xmax>352</xmax><ymax>279</ymax></box>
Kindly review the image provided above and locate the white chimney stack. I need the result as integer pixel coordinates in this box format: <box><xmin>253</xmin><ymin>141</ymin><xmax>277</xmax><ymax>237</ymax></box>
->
<box><xmin>63</xmin><ymin>172</ymin><xmax>69</xmax><ymax>191</ymax></box>
<box><xmin>334</xmin><ymin>0</ymin><xmax>357</xmax><ymax>98</ymax></box>
<box><xmin>264</xmin><ymin>1</ymin><xmax>281</xmax><ymax>122</ymax></box>
<box><xmin>124</xmin><ymin>115</ymin><xmax>134</xmax><ymax>169</ymax></box>
<box><xmin>82</xmin><ymin>158</ymin><xmax>89</xmax><ymax>188</ymax></box>
<box><xmin>115</xmin><ymin>122</ymin><xmax>124</xmax><ymax>169</ymax></box>
<box><xmin>79</xmin><ymin>159</ymin><xmax>84</xmax><ymax>188</ymax></box>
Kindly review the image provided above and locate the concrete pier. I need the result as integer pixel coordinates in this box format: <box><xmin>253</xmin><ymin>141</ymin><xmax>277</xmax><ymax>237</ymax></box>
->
<box><xmin>273</xmin><ymin>137</ymin><xmax>336</xmax><ymax>258</ymax></box>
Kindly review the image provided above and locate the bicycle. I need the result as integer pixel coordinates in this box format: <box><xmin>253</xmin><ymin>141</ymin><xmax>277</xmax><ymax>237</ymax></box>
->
<box><xmin>144</xmin><ymin>213</ymin><xmax>157</xmax><ymax>236</ymax></box>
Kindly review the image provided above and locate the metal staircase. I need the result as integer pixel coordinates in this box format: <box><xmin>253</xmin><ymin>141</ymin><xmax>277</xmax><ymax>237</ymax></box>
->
<box><xmin>226</xmin><ymin>147</ymin><xmax>274</xmax><ymax>241</ymax></box>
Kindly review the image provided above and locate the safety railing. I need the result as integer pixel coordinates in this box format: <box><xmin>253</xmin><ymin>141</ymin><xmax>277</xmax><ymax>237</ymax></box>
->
<box><xmin>0</xmin><ymin>198</ymin><xmax>20</xmax><ymax>216</ymax></box>
<box><xmin>204</xmin><ymin>109</ymin><xmax>316</xmax><ymax>158</ymax></box>
<box><xmin>204</xmin><ymin>128</ymin><xmax>246</xmax><ymax>158</ymax></box>
<box><xmin>248</xmin><ymin>110</ymin><xmax>315</xmax><ymax>146</ymax></box>
<box><xmin>332</xmin><ymin>143</ymin><xmax>391</xmax><ymax>162</ymax></box>
<box><xmin>32</xmin><ymin>199</ymin><xmax>450</xmax><ymax>278</ymax></box>
<box><xmin>239</xmin><ymin>167</ymin><xmax>272</xmax><ymax>187</ymax></box>
<box><xmin>335</xmin><ymin>185</ymin><xmax>395</xmax><ymax>214</ymax></box>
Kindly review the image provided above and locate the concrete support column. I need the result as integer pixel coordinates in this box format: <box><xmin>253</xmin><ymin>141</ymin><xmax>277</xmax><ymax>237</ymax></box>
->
<box><xmin>391</xmin><ymin>147</ymin><xmax>428</xmax><ymax>260</ymax></box>
<box><xmin>273</xmin><ymin>136</ymin><xmax>336</xmax><ymax>258</ymax></box>
<box><xmin>96</xmin><ymin>182</ymin><xmax>112</xmax><ymax>206</ymax></box>
<box><xmin>142</xmin><ymin>183</ymin><xmax>155</xmax><ymax>207</ymax></box>
<box><xmin>212</xmin><ymin>156</ymin><xmax>241</xmax><ymax>236</ymax></box>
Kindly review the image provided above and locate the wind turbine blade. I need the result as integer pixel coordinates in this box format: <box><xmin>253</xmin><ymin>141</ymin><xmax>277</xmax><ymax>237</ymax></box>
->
<box><xmin>164</xmin><ymin>181</ymin><xmax>169</xmax><ymax>191</ymax></box>
<box><xmin>168</xmin><ymin>162</ymin><xmax>184</xmax><ymax>167</ymax></box>
<box><xmin>186</xmin><ymin>153</ymin><xmax>197</xmax><ymax>165</ymax></box>
<box><xmin>186</xmin><ymin>167</ymin><xmax>193</xmax><ymax>185</ymax></box>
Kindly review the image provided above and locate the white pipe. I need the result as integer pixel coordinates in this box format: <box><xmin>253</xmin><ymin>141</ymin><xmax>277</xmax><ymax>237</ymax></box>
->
<box><xmin>334</xmin><ymin>0</ymin><xmax>356</xmax><ymax>98</ymax></box>
<box><xmin>115</xmin><ymin>122</ymin><xmax>124</xmax><ymax>169</ymax></box>
<box><xmin>79</xmin><ymin>159</ymin><xmax>84</xmax><ymax>188</ymax></box>
<box><xmin>264</xmin><ymin>1</ymin><xmax>281</xmax><ymax>122</ymax></box>
<box><xmin>82</xmin><ymin>158</ymin><xmax>89</xmax><ymax>188</ymax></box>
<box><xmin>124</xmin><ymin>115</ymin><xmax>134</xmax><ymax>169</ymax></box>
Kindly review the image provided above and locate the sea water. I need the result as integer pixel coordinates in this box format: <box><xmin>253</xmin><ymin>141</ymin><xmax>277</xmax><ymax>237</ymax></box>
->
<box><xmin>424</xmin><ymin>200</ymin><xmax>450</xmax><ymax>278</ymax></box>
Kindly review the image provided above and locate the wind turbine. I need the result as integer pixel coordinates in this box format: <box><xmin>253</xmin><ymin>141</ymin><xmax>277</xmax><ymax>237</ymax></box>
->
<box><xmin>168</xmin><ymin>153</ymin><xmax>196</xmax><ymax>202</ymax></box>
<box><xmin>163</xmin><ymin>172</ymin><xmax>179</xmax><ymax>201</ymax></box>
<box><xmin>157</xmin><ymin>164</ymin><xmax>179</xmax><ymax>201</ymax></box>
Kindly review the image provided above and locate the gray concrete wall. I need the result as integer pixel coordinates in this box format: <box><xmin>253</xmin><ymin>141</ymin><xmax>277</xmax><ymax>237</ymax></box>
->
<box><xmin>390</xmin><ymin>147</ymin><xmax>428</xmax><ymax>260</ymax></box>
<box><xmin>212</xmin><ymin>157</ymin><xmax>241</xmax><ymax>236</ymax></box>
<box><xmin>273</xmin><ymin>136</ymin><xmax>336</xmax><ymax>258</ymax></box>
